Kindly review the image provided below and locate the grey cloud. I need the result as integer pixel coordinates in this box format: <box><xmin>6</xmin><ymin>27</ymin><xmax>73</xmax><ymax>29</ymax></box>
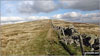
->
<box><xmin>60</xmin><ymin>0</ymin><xmax>100</xmax><ymax>11</ymax></box>
<box><xmin>17</xmin><ymin>0</ymin><xmax>100</xmax><ymax>14</ymax></box>
<box><xmin>18</xmin><ymin>1</ymin><xmax>58</xmax><ymax>14</ymax></box>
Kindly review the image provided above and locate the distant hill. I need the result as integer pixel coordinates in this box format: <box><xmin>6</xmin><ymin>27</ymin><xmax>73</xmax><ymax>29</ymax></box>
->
<box><xmin>87</xmin><ymin>22</ymin><xmax>100</xmax><ymax>25</ymax></box>
<box><xmin>1</xmin><ymin>19</ymin><xmax>100</xmax><ymax>55</ymax></box>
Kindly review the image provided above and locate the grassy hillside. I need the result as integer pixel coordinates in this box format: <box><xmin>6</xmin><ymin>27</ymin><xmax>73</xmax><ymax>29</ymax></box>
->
<box><xmin>1</xmin><ymin>19</ymin><xmax>100</xmax><ymax>55</ymax></box>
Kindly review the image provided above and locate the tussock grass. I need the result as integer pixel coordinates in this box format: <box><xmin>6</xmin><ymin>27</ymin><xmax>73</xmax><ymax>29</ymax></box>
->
<box><xmin>1</xmin><ymin>19</ymin><xmax>69</xmax><ymax>55</ymax></box>
<box><xmin>1</xmin><ymin>19</ymin><xmax>99</xmax><ymax>55</ymax></box>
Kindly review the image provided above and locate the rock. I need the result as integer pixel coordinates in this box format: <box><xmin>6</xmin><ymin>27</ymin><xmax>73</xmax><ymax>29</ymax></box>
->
<box><xmin>54</xmin><ymin>25</ymin><xmax>99</xmax><ymax>51</ymax></box>
<box><xmin>60</xmin><ymin>28</ymin><xmax>64</xmax><ymax>35</ymax></box>
<box><xmin>64</xmin><ymin>25</ymin><xmax>78</xmax><ymax>36</ymax></box>
<box><xmin>81</xmin><ymin>34</ymin><xmax>87</xmax><ymax>38</ymax></box>
<box><xmin>74</xmin><ymin>40</ymin><xmax>80</xmax><ymax>46</ymax></box>
<box><xmin>82</xmin><ymin>34</ymin><xmax>99</xmax><ymax>51</ymax></box>
<box><xmin>66</xmin><ymin>38</ymin><xmax>74</xmax><ymax>45</ymax></box>
<box><xmin>83</xmin><ymin>36</ymin><xmax>91</xmax><ymax>46</ymax></box>
<box><xmin>72</xmin><ymin>33</ymin><xmax>80</xmax><ymax>40</ymax></box>
<box><xmin>92</xmin><ymin>38</ymin><xmax>99</xmax><ymax>50</ymax></box>
<box><xmin>71</xmin><ymin>33</ymin><xmax>80</xmax><ymax>46</ymax></box>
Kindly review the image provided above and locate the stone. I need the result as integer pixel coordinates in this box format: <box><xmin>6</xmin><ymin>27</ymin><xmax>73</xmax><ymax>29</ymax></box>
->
<box><xmin>82</xmin><ymin>34</ymin><xmax>98</xmax><ymax>50</ymax></box>
<box><xmin>72</xmin><ymin>33</ymin><xmax>80</xmax><ymax>40</ymax></box>
<box><xmin>83</xmin><ymin>36</ymin><xmax>91</xmax><ymax>47</ymax></box>
<box><xmin>81</xmin><ymin>34</ymin><xmax>87</xmax><ymax>38</ymax></box>
<box><xmin>92</xmin><ymin>38</ymin><xmax>99</xmax><ymax>50</ymax></box>
<box><xmin>64</xmin><ymin>25</ymin><xmax>78</xmax><ymax>36</ymax></box>
<box><xmin>74</xmin><ymin>40</ymin><xmax>80</xmax><ymax>46</ymax></box>
<box><xmin>66</xmin><ymin>39</ymin><xmax>74</xmax><ymax>45</ymax></box>
<box><xmin>54</xmin><ymin>25</ymin><xmax>99</xmax><ymax>51</ymax></box>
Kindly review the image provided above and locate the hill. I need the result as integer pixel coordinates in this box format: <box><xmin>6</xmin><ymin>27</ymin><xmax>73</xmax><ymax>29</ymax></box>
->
<box><xmin>1</xmin><ymin>19</ymin><xmax>100</xmax><ymax>55</ymax></box>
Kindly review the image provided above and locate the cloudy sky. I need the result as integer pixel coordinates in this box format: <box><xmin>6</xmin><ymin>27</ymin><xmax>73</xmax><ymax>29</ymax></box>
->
<box><xmin>1</xmin><ymin>0</ymin><xmax>100</xmax><ymax>25</ymax></box>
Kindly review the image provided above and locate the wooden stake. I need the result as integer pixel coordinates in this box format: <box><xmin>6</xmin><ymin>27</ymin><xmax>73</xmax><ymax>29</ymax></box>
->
<box><xmin>79</xmin><ymin>35</ymin><xmax>84</xmax><ymax>56</ymax></box>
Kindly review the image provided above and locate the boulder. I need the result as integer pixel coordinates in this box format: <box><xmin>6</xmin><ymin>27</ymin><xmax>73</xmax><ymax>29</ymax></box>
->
<box><xmin>92</xmin><ymin>38</ymin><xmax>99</xmax><ymax>50</ymax></box>
<box><xmin>64</xmin><ymin>25</ymin><xmax>78</xmax><ymax>36</ymax></box>
<box><xmin>83</xmin><ymin>36</ymin><xmax>91</xmax><ymax>46</ymax></box>
<box><xmin>82</xmin><ymin>34</ymin><xmax>99</xmax><ymax>51</ymax></box>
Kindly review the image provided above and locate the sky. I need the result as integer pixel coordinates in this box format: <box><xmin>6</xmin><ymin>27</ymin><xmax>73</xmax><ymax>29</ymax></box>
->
<box><xmin>1</xmin><ymin>0</ymin><xmax>100</xmax><ymax>25</ymax></box>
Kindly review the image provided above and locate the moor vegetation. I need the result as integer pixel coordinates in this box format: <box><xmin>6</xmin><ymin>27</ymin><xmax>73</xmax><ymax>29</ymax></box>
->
<box><xmin>1</xmin><ymin>19</ymin><xmax>100</xmax><ymax>55</ymax></box>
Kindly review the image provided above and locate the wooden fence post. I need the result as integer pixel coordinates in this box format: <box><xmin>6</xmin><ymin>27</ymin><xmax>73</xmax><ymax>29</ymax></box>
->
<box><xmin>79</xmin><ymin>35</ymin><xmax>84</xmax><ymax>56</ymax></box>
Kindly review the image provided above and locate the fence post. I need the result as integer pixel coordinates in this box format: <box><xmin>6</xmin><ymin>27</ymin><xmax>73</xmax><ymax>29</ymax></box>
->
<box><xmin>79</xmin><ymin>35</ymin><xmax>84</xmax><ymax>56</ymax></box>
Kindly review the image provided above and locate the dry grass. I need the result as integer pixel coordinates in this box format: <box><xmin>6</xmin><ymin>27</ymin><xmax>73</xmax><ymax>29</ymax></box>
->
<box><xmin>52</xmin><ymin>19</ymin><xmax>100</xmax><ymax>36</ymax></box>
<box><xmin>1</xmin><ymin>19</ymin><xmax>68</xmax><ymax>55</ymax></box>
<box><xmin>1</xmin><ymin>19</ymin><xmax>99</xmax><ymax>55</ymax></box>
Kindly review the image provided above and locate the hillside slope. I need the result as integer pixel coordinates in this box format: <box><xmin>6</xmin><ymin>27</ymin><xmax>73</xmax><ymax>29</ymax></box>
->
<box><xmin>1</xmin><ymin>19</ymin><xmax>100</xmax><ymax>55</ymax></box>
<box><xmin>1</xmin><ymin>20</ymin><xmax>69</xmax><ymax>55</ymax></box>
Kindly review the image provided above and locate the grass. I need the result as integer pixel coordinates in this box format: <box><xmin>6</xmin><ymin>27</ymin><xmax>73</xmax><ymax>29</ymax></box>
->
<box><xmin>52</xmin><ymin>19</ymin><xmax>100</xmax><ymax>36</ymax></box>
<box><xmin>1</xmin><ymin>19</ymin><xmax>69</xmax><ymax>55</ymax></box>
<box><xmin>1</xmin><ymin>19</ymin><xmax>99</xmax><ymax>55</ymax></box>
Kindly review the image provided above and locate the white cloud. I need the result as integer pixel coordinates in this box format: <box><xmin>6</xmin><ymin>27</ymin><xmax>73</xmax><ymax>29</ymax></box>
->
<box><xmin>1</xmin><ymin>12</ymin><xmax>100</xmax><ymax>25</ymax></box>
<box><xmin>1</xmin><ymin>16</ymin><xmax>49</xmax><ymax>25</ymax></box>
<box><xmin>1</xmin><ymin>17</ymin><xmax>24</xmax><ymax>22</ymax></box>
<box><xmin>52</xmin><ymin>12</ymin><xmax>81</xmax><ymax>21</ymax></box>
<box><xmin>26</xmin><ymin>16</ymin><xmax>49</xmax><ymax>21</ymax></box>
<box><xmin>53</xmin><ymin>14</ymin><xmax>63</xmax><ymax>19</ymax></box>
<box><xmin>52</xmin><ymin>12</ymin><xmax>100</xmax><ymax>22</ymax></box>
<box><xmin>81</xmin><ymin>13</ymin><xmax>100</xmax><ymax>23</ymax></box>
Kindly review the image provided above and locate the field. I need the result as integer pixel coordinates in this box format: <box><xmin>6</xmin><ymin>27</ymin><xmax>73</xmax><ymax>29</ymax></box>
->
<box><xmin>1</xmin><ymin>19</ymin><xmax>100</xmax><ymax>55</ymax></box>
